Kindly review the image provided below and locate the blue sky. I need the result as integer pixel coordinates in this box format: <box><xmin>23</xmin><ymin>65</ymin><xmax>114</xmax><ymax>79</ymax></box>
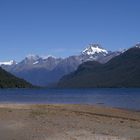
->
<box><xmin>0</xmin><ymin>0</ymin><xmax>140</xmax><ymax>61</ymax></box>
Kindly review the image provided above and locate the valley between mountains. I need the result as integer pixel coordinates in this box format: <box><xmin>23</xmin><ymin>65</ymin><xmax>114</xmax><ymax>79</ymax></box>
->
<box><xmin>0</xmin><ymin>43</ymin><xmax>140</xmax><ymax>88</ymax></box>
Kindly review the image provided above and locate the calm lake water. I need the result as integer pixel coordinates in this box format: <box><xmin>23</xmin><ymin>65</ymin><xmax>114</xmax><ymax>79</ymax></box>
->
<box><xmin>0</xmin><ymin>88</ymin><xmax>140</xmax><ymax>111</ymax></box>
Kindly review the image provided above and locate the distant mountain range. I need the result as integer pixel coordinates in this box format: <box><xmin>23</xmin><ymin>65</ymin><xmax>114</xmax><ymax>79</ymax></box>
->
<box><xmin>1</xmin><ymin>44</ymin><xmax>122</xmax><ymax>86</ymax></box>
<box><xmin>58</xmin><ymin>44</ymin><xmax>140</xmax><ymax>88</ymax></box>
<box><xmin>0</xmin><ymin>67</ymin><xmax>33</xmax><ymax>88</ymax></box>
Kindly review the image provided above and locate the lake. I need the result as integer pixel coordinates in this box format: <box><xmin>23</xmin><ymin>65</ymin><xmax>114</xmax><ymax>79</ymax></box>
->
<box><xmin>0</xmin><ymin>88</ymin><xmax>140</xmax><ymax>111</ymax></box>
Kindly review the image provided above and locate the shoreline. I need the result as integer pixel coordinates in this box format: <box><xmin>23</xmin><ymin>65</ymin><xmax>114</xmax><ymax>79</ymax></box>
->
<box><xmin>0</xmin><ymin>104</ymin><xmax>139</xmax><ymax>140</ymax></box>
<box><xmin>0</xmin><ymin>102</ymin><xmax>139</xmax><ymax>112</ymax></box>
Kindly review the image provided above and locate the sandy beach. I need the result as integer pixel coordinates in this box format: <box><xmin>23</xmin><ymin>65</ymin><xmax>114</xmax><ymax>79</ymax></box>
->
<box><xmin>0</xmin><ymin>104</ymin><xmax>139</xmax><ymax>140</ymax></box>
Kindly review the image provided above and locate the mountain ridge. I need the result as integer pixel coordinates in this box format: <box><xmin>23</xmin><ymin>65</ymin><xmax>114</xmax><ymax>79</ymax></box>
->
<box><xmin>0</xmin><ymin>44</ymin><xmax>125</xmax><ymax>86</ymax></box>
<box><xmin>58</xmin><ymin>47</ymin><xmax>140</xmax><ymax>88</ymax></box>
<box><xmin>0</xmin><ymin>67</ymin><xmax>33</xmax><ymax>88</ymax></box>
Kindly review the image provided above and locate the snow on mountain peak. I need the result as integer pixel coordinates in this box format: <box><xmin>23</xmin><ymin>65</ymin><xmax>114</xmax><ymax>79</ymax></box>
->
<box><xmin>82</xmin><ymin>44</ymin><xmax>108</xmax><ymax>55</ymax></box>
<box><xmin>33</xmin><ymin>61</ymin><xmax>39</xmax><ymax>65</ymax></box>
<box><xmin>135</xmin><ymin>42</ymin><xmax>140</xmax><ymax>48</ymax></box>
<box><xmin>25</xmin><ymin>54</ymin><xmax>58</xmax><ymax>61</ymax></box>
<box><xmin>26</xmin><ymin>54</ymin><xmax>40</xmax><ymax>60</ymax></box>
<box><xmin>0</xmin><ymin>60</ymin><xmax>16</xmax><ymax>66</ymax></box>
<box><xmin>41</xmin><ymin>55</ymin><xmax>57</xmax><ymax>60</ymax></box>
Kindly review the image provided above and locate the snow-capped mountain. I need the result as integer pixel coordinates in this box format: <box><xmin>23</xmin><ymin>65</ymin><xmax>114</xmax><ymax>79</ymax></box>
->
<box><xmin>58</xmin><ymin>46</ymin><xmax>140</xmax><ymax>88</ymax></box>
<box><xmin>20</xmin><ymin>55</ymin><xmax>40</xmax><ymax>66</ymax></box>
<box><xmin>80</xmin><ymin>44</ymin><xmax>113</xmax><ymax>63</ymax></box>
<box><xmin>19</xmin><ymin>54</ymin><xmax>59</xmax><ymax>67</ymax></box>
<box><xmin>82</xmin><ymin>44</ymin><xmax>108</xmax><ymax>56</ymax></box>
<box><xmin>26</xmin><ymin>54</ymin><xmax>40</xmax><ymax>60</ymax></box>
<box><xmin>0</xmin><ymin>60</ymin><xmax>16</xmax><ymax>66</ymax></box>
<box><xmin>10</xmin><ymin>55</ymin><xmax>62</xmax><ymax>72</ymax></box>
<box><xmin>0</xmin><ymin>43</ymin><xmax>123</xmax><ymax>86</ymax></box>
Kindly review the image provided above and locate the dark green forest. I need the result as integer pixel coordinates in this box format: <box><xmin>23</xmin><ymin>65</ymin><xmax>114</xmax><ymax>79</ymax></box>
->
<box><xmin>0</xmin><ymin>67</ymin><xmax>33</xmax><ymax>88</ymax></box>
<box><xmin>58</xmin><ymin>47</ymin><xmax>140</xmax><ymax>88</ymax></box>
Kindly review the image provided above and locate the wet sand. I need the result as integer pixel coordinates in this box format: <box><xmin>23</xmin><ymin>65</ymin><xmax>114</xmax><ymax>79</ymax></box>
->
<box><xmin>0</xmin><ymin>104</ymin><xmax>139</xmax><ymax>140</ymax></box>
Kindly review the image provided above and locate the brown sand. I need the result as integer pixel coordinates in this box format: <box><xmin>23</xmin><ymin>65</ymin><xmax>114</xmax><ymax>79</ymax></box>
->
<box><xmin>0</xmin><ymin>104</ymin><xmax>139</xmax><ymax>140</ymax></box>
